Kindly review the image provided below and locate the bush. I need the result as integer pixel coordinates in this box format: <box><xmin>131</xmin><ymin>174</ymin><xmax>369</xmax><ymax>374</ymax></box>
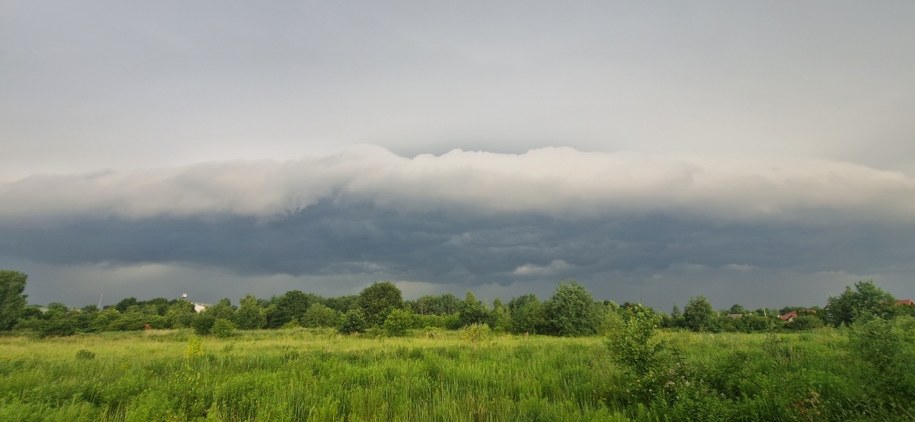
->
<box><xmin>191</xmin><ymin>313</ymin><xmax>216</xmax><ymax>336</ymax></box>
<box><xmin>785</xmin><ymin>315</ymin><xmax>823</xmax><ymax>331</ymax></box>
<box><xmin>75</xmin><ymin>349</ymin><xmax>95</xmax><ymax>360</ymax></box>
<box><xmin>211</xmin><ymin>318</ymin><xmax>236</xmax><ymax>338</ymax></box>
<box><xmin>459</xmin><ymin>323</ymin><xmax>491</xmax><ymax>344</ymax></box>
<box><xmin>383</xmin><ymin>309</ymin><xmax>413</xmax><ymax>337</ymax></box>
<box><xmin>543</xmin><ymin>282</ymin><xmax>602</xmax><ymax>336</ymax></box>
<box><xmin>339</xmin><ymin>309</ymin><xmax>368</xmax><ymax>334</ymax></box>
<box><xmin>301</xmin><ymin>303</ymin><xmax>340</xmax><ymax>328</ymax></box>
<box><xmin>847</xmin><ymin>317</ymin><xmax>915</xmax><ymax>408</ymax></box>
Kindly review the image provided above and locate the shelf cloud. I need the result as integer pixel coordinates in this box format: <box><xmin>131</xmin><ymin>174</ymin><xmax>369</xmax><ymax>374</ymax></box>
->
<box><xmin>3</xmin><ymin>146</ymin><xmax>914</xmax><ymax>223</ymax></box>
<box><xmin>2</xmin><ymin>146</ymin><xmax>914</xmax><ymax>308</ymax></box>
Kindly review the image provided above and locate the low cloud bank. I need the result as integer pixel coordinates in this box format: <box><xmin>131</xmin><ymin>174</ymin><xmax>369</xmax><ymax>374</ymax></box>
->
<box><xmin>3</xmin><ymin>145</ymin><xmax>914</xmax><ymax>222</ymax></box>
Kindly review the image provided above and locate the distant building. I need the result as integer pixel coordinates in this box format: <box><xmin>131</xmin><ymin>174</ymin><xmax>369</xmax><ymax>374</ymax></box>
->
<box><xmin>897</xmin><ymin>299</ymin><xmax>914</xmax><ymax>307</ymax></box>
<box><xmin>779</xmin><ymin>311</ymin><xmax>798</xmax><ymax>322</ymax></box>
<box><xmin>181</xmin><ymin>293</ymin><xmax>209</xmax><ymax>313</ymax></box>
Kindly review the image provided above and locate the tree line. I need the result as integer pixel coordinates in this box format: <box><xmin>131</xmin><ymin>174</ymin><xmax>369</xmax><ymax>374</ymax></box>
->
<box><xmin>0</xmin><ymin>269</ymin><xmax>912</xmax><ymax>338</ymax></box>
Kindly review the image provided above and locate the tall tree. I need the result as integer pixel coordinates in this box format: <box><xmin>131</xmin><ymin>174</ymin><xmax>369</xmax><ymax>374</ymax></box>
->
<box><xmin>235</xmin><ymin>294</ymin><xmax>266</xmax><ymax>329</ymax></box>
<box><xmin>508</xmin><ymin>294</ymin><xmax>546</xmax><ymax>334</ymax></box>
<box><xmin>357</xmin><ymin>281</ymin><xmax>403</xmax><ymax>326</ymax></box>
<box><xmin>0</xmin><ymin>270</ymin><xmax>28</xmax><ymax>330</ymax></box>
<box><xmin>543</xmin><ymin>281</ymin><xmax>602</xmax><ymax>336</ymax></box>
<box><xmin>826</xmin><ymin>280</ymin><xmax>895</xmax><ymax>326</ymax></box>
<box><xmin>683</xmin><ymin>296</ymin><xmax>715</xmax><ymax>332</ymax></box>
<box><xmin>458</xmin><ymin>290</ymin><xmax>490</xmax><ymax>327</ymax></box>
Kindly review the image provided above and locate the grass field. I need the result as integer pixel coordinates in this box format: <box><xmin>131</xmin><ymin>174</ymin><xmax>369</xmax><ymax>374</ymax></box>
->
<box><xmin>1</xmin><ymin>326</ymin><xmax>913</xmax><ymax>421</ymax></box>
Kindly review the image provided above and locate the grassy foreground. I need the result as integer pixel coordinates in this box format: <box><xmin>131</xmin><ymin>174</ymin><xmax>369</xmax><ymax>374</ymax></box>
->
<box><xmin>0</xmin><ymin>327</ymin><xmax>912</xmax><ymax>421</ymax></box>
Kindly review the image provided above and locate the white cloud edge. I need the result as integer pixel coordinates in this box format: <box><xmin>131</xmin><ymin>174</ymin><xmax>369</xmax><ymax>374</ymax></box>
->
<box><xmin>3</xmin><ymin>144</ymin><xmax>915</xmax><ymax>222</ymax></box>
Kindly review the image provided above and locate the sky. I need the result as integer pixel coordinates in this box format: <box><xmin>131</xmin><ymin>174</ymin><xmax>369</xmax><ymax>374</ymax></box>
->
<box><xmin>2</xmin><ymin>1</ymin><xmax>914</xmax><ymax>310</ymax></box>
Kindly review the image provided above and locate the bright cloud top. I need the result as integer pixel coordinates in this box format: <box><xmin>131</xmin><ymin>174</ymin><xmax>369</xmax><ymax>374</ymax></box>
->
<box><xmin>3</xmin><ymin>145</ymin><xmax>914</xmax><ymax>222</ymax></box>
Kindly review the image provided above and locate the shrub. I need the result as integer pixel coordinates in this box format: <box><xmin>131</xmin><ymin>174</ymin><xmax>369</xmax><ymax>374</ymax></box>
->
<box><xmin>301</xmin><ymin>303</ymin><xmax>340</xmax><ymax>328</ymax></box>
<box><xmin>191</xmin><ymin>313</ymin><xmax>216</xmax><ymax>336</ymax></box>
<box><xmin>459</xmin><ymin>323</ymin><xmax>491</xmax><ymax>344</ymax></box>
<box><xmin>847</xmin><ymin>317</ymin><xmax>914</xmax><ymax>408</ymax></box>
<box><xmin>75</xmin><ymin>349</ymin><xmax>95</xmax><ymax>360</ymax></box>
<box><xmin>339</xmin><ymin>309</ymin><xmax>368</xmax><ymax>334</ymax></box>
<box><xmin>184</xmin><ymin>335</ymin><xmax>204</xmax><ymax>358</ymax></box>
<box><xmin>383</xmin><ymin>309</ymin><xmax>413</xmax><ymax>337</ymax></box>
<box><xmin>607</xmin><ymin>304</ymin><xmax>662</xmax><ymax>378</ymax></box>
<box><xmin>543</xmin><ymin>281</ymin><xmax>602</xmax><ymax>336</ymax></box>
<box><xmin>786</xmin><ymin>315</ymin><xmax>823</xmax><ymax>331</ymax></box>
<box><xmin>211</xmin><ymin>318</ymin><xmax>236</xmax><ymax>338</ymax></box>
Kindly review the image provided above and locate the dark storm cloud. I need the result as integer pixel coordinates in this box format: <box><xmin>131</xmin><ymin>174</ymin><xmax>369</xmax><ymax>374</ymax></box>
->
<box><xmin>4</xmin><ymin>200</ymin><xmax>914</xmax><ymax>291</ymax></box>
<box><xmin>2</xmin><ymin>147</ymin><xmax>914</xmax><ymax>307</ymax></box>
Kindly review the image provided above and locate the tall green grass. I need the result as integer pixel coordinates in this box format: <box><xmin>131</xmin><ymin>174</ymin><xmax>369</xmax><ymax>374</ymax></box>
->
<box><xmin>1</xmin><ymin>324</ymin><xmax>912</xmax><ymax>421</ymax></box>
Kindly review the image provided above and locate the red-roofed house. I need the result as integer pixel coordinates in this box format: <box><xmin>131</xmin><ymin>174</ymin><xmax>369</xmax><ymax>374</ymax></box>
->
<box><xmin>897</xmin><ymin>299</ymin><xmax>914</xmax><ymax>307</ymax></box>
<box><xmin>779</xmin><ymin>311</ymin><xmax>798</xmax><ymax>322</ymax></box>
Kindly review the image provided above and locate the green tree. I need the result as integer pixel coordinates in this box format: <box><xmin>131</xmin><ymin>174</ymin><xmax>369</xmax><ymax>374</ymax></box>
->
<box><xmin>114</xmin><ymin>297</ymin><xmax>139</xmax><ymax>313</ymax></box>
<box><xmin>458</xmin><ymin>290</ymin><xmax>490</xmax><ymax>327</ymax></box>
<box><xmin>543</xmin><ymin>281</ymin><xmax>602</xmax><ymax>336</ymax></box>
<box><xmin>192</xmin><ymin>313</ymin><xmax>217</xmax><ymax>335</ymax></box>
<box><xmin>165</xmin><ymin>300</ymin><xmax>196</xmax><ymax>328</ymax></box>
<box><xmin>412</xmin><ymin>294</ymin><xmax>462</xmax><ymax>315</ymax></box>
<box><xmin>608</xmin><ymin>303</ymin><xmax>663</xmax><ymax>377</ymax></box>
<box><xmin>301</xmin><ymin>303</ymin><xmax>340</xmax><ymax>328</ymax></box>
<box><xmin>0</xmin><ymin>270</ymin><xmax>28</xmax><ymax>330</ymax></box>
<box><xmin>357</xmin><ymin>281</ymin><xmax>403</xmax><ymax>326</ymax></box>
<box><xmin>682</xmin><ymin>296</ymin><xmax>715</xmax><ymax>332</ymax></box>
<box><xmin>205</xmin><ymin>298</ymin><xmax>236</xmax><ymax>321</ymax></box>
<box><xmin>235</xmin><ymin>294</ymin><xmax>266</xmax><ymax>329</ymax></box>
<box><xmin>508</xmin><ymin>294</ymin><xmax>546</xmax><ymax>334</ymax></box>
<box><xmin>267</xmin><ymin>290</ymin><xmax>318</xmax><ymax>328</ymax></box>
<box><xmin>489</xmin><ymin>298</ymin><xmax>511</xmax><ymax>332</ymax></box>
<box><xmin>383</xmin><ymin>308</ymin><xmax>414</xmax><ymax>337</ymax></box>
<box><xmin>826</xmin><ymin>280</ymin><xmax>895</xmax><ymax>326</ymax></box>
<box><xmin>211</xmin><ymin>318</ymin><xmax>236</xmax><ymax>338</ymax></box>
<box><xmin>339</xmin><ymin>309</ymin><xmax>368</xmax><ymax>334</ymax></box>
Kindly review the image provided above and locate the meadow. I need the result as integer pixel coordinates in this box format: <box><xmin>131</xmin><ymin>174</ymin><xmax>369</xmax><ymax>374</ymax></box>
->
<box><xmin>2</xmin><ymin>323</ymin><xmax>913</xmax><ymax>421</ymax></box>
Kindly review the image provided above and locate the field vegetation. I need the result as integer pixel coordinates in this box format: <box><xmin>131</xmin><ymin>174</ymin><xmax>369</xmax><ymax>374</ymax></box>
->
<box><xmin>1</xmin><ymin>271</ymin><xmax>914</xmax><ymax>420</ymax></box>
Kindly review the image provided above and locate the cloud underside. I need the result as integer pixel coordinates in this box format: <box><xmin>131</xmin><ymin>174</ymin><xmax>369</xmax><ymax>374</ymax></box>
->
<box><xmin>2</xmin><ymin>146</ymin><xmax>914</xmax><ymax>305</ymax></box>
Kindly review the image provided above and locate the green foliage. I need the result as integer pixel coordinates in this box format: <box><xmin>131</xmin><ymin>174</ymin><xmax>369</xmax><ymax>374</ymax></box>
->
<box><xmin>826</xmin><ymin>280</ymin><xmax>895</xmax><ymax>326</ymax></box>
<box><xmin>192</xmin><ymin>313</ymin><xmax>217</xmax><ymax>336</ymax></box>
<box><xmin>785</xmin><ymin>315</ymin><xmax>823</xmax><ymax>330</ymax></box>
<box><xmin>339</xmin><ymin>309</ymin><xmax>368</xmax><ymax>334</ymax></box>
<box><xmin>165</xmin><ymin>301</ymin><xmax>196</xmax><ymax>328</ymax></box>
<box><xmin>205</xmin><ymin>298</ymin><xmax>236</xmax><ymax>321</ymax></box>
<box><xmin>508</xmin><ymin>294</ymin><xmax>546</xmax><ymax>334</ymax></box>
<box><xmin>682</xmin><ymin>296</ymin><xmax>715</xmax><ymax>332</ymax></box>
<box><xmin>184</xmin><ymin>335</ymin><xmax>204</xmax><ymax>358</ymax></box>
<box><xmin>357</xmin><ymin>281</ymin><xmax>403</xmax><ymax>326</ymax></box>
<box><xmin>458</xmin><ymin>290</ymin><xmax>490</xmax><ymax>327</ymax></box>
<box><xmin>489</xmin><ymin>299</ymin><xmax>511</xmax><ymax>332</ymax></box>
<box><xmin>543</xmin><ymin>281</ymin><xmax>601</xmax><ymax>336</ymax></box>
<box><xmin>234</xmin><ymin>294</ymin><xmax>267</xmax><ymax>329</ymax></box>
<box><xmin>300</xmin><ymin>303</ymin><xmax>340</xmax><ymax>328</ymax></box>
<box><xmin>411</xmin><ymin>293</ymin><xmax>462</xmax><ymax>315</ymax></box>
<box><xmin>459</xmin><ymin>322</ymin><xmax>491</xmax><ymax>343</ymax></box>
<box><xmin>267</xmin><ymin>290</ymin><xmax>318</xmax><ymax>328</ymax></box>
<box><xmin>0</xmin><ymin>270</ymin><xmax>28</xmax><ymax>330</ymax></box>
<box><xmin>211</xmin><ymin>318</ymin><xmax>237</xmax><ymax>338</ymax></box>
<box><xmin>382</xmin><ymin>308</ymin><xmax>413</xmax><ymax>337</ymax></box>
<box><xmin>3</xmin><ymin>326</ymin><xmax>915</xmax><ymax>420</ymax></box>
<box><xmin>607</xmin><ymin>304</ymin><xmax>665</xmax><ymax>378</ymax></box>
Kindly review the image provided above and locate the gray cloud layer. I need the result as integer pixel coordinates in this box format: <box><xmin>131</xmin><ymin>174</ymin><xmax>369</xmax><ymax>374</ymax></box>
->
<box><xmin>2</xmin><ymin>147</ymin><xmax>914</xmax><ymax>308</ymax></box>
